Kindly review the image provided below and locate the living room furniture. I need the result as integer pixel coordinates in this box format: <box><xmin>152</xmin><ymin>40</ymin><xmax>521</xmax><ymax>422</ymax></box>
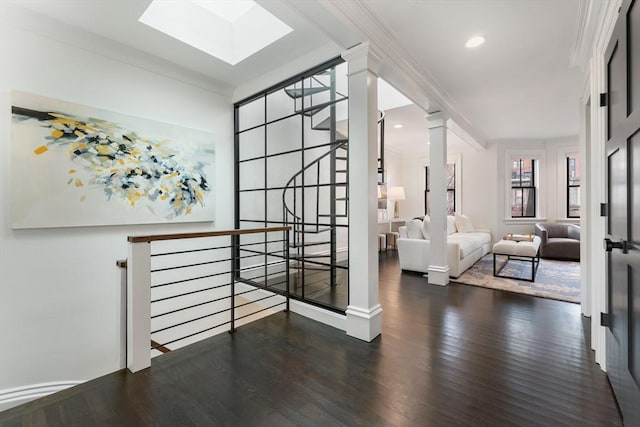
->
<box><xmin>388</xmin><ymin>186</ymin><xmax>405</xmax><ymax>218</ymax></box>
<box><xmin>492</xmin><ymin>236</ymin><xmax>542</xmax><ymax>282</ymax></box>
<box><xmin>378</xmin><ymin>234</ymin><xmax>387</xmax><ymax>252</ymax></box>
<box><xmin>534</xmin><ymin>223</ymin><xmax>580</xmax><ymax>260</ymax></box>
<box><xmin>397</xmin><ymin>214</ymin><xmax>491</xmax><ymax>278</ymax></box>
<box><xmin>378</xmin><ymin>218</ymin><xmax>405</xmax><ymax>251</ymax></box>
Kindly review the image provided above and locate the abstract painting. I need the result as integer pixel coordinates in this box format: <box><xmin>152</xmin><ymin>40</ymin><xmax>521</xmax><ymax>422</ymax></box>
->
<box><xmin>11</xmin><ymin>91</ymin><xmax>215</xmax><ymax>228</ymax></box>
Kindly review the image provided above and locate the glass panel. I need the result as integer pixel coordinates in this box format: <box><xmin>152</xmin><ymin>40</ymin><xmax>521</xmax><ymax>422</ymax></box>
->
<box><xmin>238</xmin><ymin>126</ymin><xmax>264</xmax><ymax>161</ymax></box>
<box><xmin>568</xmin><ymin>187</ymin><xmax>581</xmax><ymax>218</ymax></box>
<box><xmin>568</xmin><ymin>157</ymin><xmax>581</xmax><ymax>186</ymax></box>
<box><xmin>446</xmin><ymin>164</ymin><xmax>455</xmax><ymax>189</ymax></box>
<box><xmin>446</xmin><ymin>190</ymin><xmax>455</xmax><ymax>215</ymax></box>
<box><xmin>523</xmin><ymin>188</ymin><xmax>535</xmax><ymax>217</ymax></box>
<box><xmin>266</xmin><ymin>115</ymin><xmax>302</xmax><ymax>156</ymax></box>
<box><xmin>238</xmin><ymin>96</ymin><xmax>265</xmax><ymax>132</ymax></box>
<box><xmin>511</xmin><ymin>189</ymin><xmax>523</xmax><ymax>217</ymax></box>
<box><xmin>521</xmin><ymin>159</ymin><xmax>534</xmax><ymax>187</ymax></box>
<box><xmin>267</xmin><ymin>87</ymin><xmax>296</xmax><ymax>123</ymax></box>
<box><xmin>511</xmin><ymin>160</ymin><xmax>521</xmax><ymax>186</ymax></box>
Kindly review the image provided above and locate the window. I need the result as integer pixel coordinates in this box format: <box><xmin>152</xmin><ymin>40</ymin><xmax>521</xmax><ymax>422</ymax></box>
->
<box><xmin>567</xmin><ymin>156</ymin><xmax>581</xmax><ymax>218</ymax></box>
<box><xmin>511</xmin><ymin>159</ymin><xmax>537</xmax><ymax>217</ymax></box>
<box><xmin>425</xmin><ymin>163</ymin><xmax>455</xmax><ymax>215</ymax></box>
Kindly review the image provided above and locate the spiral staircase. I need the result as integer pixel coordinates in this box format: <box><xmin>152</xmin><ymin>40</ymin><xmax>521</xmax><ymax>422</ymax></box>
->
<box><xmin>281</xmin><ymin>66</ymin><xmax>349</xmax><ymax>294</ymax></box>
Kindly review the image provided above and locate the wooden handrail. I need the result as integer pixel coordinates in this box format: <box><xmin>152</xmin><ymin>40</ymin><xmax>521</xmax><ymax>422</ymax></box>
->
<box><xmin>128</xmin><ymin>226</ymin><xmax>291</xmax><ymax>243</ymax></box>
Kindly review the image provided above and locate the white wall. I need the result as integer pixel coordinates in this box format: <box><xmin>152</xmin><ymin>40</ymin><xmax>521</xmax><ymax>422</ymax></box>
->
<box><xmin>0</xmin><ymin>5</ymin><xmax>233</xmax><ymax>407</ymax></box>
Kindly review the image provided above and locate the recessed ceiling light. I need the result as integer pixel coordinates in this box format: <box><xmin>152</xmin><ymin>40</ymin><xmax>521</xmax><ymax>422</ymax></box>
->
<box><xmin>465</xmin><ymin>36</ymin><xmax>485</xmax><ymax>49</ymax></box>
<box><xmin>139</xmin><ymin>0</ymin><xmax>293</xmax><ymax>65</ymax></box>
<box><xmin>394</xmin><ymin>124</ymin><xmax>403</xmax><ymax>129</ymax></box>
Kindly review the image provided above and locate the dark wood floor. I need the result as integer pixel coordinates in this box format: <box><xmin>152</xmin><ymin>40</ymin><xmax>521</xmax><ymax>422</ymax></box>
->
<box><xmin>0</xmin><ymin>253</ymin><xmax>622</xmax><ymax>426</ymax></box>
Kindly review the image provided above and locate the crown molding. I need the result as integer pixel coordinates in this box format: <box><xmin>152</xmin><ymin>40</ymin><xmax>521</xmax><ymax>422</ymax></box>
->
<box><xmin>314</xmin><ymin>0</ymin><xmax>486</xmax><ymax>150</ymax></box>
<box><xmin>570</xmin><ymin>0</ymin><xmax>622</xmax><ymax>69</ymax></box>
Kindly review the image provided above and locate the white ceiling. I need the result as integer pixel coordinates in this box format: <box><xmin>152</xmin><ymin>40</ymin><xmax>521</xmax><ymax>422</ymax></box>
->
<box><xmin>361</xmin><ymin>0</ymin><xmax>586</xmax><ymax>142</ymax></box>
<box><xmin>7</xmin><ymin>0</ymin><xmax>587</xmax><ymax>147</ymax></box>
<box><xmin>7</xmin><ymin>0</ymin><xmax>338</xmax><ymax>90</ymax></box>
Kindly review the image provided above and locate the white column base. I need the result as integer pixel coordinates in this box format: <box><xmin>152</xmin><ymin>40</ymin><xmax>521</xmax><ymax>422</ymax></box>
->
<box><xmin>426</xmin><ymin>265</ymin><xmax>450</xmax><ymax>286</ymax></box>
<box><xmin>345</xmin><ymin>304</ymin><xmax>382</xmax><ymax>342</ymax></box>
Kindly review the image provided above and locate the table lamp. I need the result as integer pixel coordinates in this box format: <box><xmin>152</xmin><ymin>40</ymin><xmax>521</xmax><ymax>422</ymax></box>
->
<box><xmin>388</xmin><ymin>186</ymin><xmax>405</xmax><ymax>219</ymax></box>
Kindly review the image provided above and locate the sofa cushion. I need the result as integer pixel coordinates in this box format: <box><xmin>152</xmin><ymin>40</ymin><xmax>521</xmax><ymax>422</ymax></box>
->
<box><xmin>421</xmin><ymin>216</ymin><xmax>431</xmax><ymax>239</ymax></box>
<box><xmin>406</xmin><ymin>219</ymin><xmax>424</xmax><ymax>239</ymax></box>
<box><xmin>447</xmin><ymin>216</ymin><xmax>457</xmax><ymax>235</ymax></box>
<box><xmin>449</xmin><ymin>232</ymin><xmax>492</xmax><ymax>259</ymax></box>
<box><xmin>454</xmin><ymin>213</ymin><xmax>475</xmax><ymax>233</ymax></box>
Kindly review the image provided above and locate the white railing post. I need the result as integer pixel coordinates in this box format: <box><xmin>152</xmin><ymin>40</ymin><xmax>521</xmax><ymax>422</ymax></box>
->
<box><xmin>127</xmin><ymin>240</ymin><xmax>151</xmax><ymax>373</ymax></box>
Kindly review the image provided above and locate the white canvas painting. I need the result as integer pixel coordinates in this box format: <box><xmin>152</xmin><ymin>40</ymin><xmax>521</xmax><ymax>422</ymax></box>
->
<box><xmin>11</xmin><ymin>91</ymin><xmax>216</xmax><ymax>228</ymax></box>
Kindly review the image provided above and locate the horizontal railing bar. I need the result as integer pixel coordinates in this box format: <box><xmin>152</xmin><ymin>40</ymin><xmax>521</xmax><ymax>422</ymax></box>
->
<box><xmin>234</xmin><ymin>301</ymin><xmax>285</xmax><ymax>322</ymax></box>
<box><xmin>238</xmin><ymin>141</ymin><xmax>344</xmax><ymax>164</ymax></box>
<box><xmin>128</xmin><ymin>226</ymin><xmax>291</xmax><ymax>243</ymax></box>
<box><xmin>151</xmin><ymin>320</ymin><xmax>233</xmax><ymax>349</ymax></box>
<box><xmin>234</xmin><ymin>287</ymin><xmax>263</xmax><ymax>297</ymax></box>
<box><xmin>234</xmin><ymin>271</ymin><xmax>284</xmax><ymax>285</ymax></box>
<box><xmin>152</xmin><ymin>245</ymin><xmax>232</xmax><ymax>257</ymax></box>
<box><xmin>236</xmin><ymin>278</ymin><xmax>287</xmax><ymax>296</ymax></box>
<box><xmin>238</xmin><ymin>238</ymin><xmax>286</xmax><ymax>247</ymax></box>
<box><xmin>151</xmin><ymin>257</ymin><xmax>232</xmax><ymax>273</ymax></box>
<box><xmin>151</xmin><ymin>305</ymin><xmax>233</xmax><ymax>334</ymax></box>
<box><xmin>151</xmin><ymin>293</ymin><xmax>232</xmax><ymax>319</ymax></box>
<box><xmin>234</xmin><ymin>293</ymin><xmax>280</xmax><ymax>310</ymax></box>
<box><xmin>239</xmin><ymin>248</ymin><xmax>286</xmax><ymax>258</ymax></box>
<box><xmin>151</xmin><ymin>282</ymin><xmax>231</xmax><ymax>303</ymax></box>
<box><xmin>151</xmin><ymin>271</ymin><xmax>230</xmax><ymax>289</ymax></box>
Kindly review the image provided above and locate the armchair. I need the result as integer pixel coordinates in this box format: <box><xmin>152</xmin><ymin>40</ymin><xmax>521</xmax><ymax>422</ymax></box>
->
<box><xmin>534</xmin><ymin>223</ymin><xmax>580</xmax><ymax>261</ymax></box>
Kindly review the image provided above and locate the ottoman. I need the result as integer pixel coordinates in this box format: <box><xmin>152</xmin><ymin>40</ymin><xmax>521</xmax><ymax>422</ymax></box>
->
<box><xmin>492</xmin><ymin>236</ymin><xmax>542</xmax><ymax>282</ymax></box>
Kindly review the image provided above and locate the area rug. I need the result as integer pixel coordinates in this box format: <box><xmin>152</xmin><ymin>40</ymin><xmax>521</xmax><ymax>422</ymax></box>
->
<box><xmin>453</xmin><ymin>254</ymin><xmax>581</xmax><ymax>303</ymax></box>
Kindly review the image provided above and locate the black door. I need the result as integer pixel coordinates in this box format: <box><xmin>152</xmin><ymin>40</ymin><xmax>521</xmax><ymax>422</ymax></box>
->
<box><xmin>605</xmin><ymin>0</ymin><xmax>640</xmax><ymax>424</ymax></box>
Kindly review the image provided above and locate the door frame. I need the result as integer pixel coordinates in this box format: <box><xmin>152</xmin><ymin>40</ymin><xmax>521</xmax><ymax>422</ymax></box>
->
<box><xmin>580</xmin><ymin>0</ymin><xmax>622</xmax><ymax>369</ymax></box>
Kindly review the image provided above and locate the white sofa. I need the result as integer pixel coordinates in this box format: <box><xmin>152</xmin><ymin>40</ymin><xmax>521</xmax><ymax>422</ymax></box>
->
<box><xmin>397</xmin><ymin>214</ymin><xmax>491</xmax><ymax>278</ymax></box>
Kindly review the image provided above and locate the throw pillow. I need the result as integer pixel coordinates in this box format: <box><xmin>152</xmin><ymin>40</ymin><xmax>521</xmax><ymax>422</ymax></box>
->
<box><xmin>447</xmin><ymin>216</ymin><xmax>457</xmax><ymax>235</ymax></box>
<box><xmin>421</xmin><ymin>216</ymin><xmax>431</xmax><ymax>239</ymax></box>
<box><xmin>454</xmin><ymin>213</ymin><xmax>475</xmax><ymax>233</ymax></box>
<box><xmin>406</xmin><ymin>219</ymin><xmax>424</xmax><ymax>239</ymax></box>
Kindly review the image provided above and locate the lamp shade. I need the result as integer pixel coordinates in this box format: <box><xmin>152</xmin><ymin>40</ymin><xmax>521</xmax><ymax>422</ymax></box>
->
<box><xmin>388</xmin><ymin>186</ymin><xmax>405</xmax><ymax>200</ymax></box>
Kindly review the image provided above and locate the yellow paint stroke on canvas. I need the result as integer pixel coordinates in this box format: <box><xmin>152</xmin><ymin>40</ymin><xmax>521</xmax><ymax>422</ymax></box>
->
<box><xmin>68</xmin><ymin>169</ymin><xmax>76</xmax><ymax>174</ymax></box>
<box><xmin>127</xmin><ymin>191</ymin><xmax>143</xmax><ymax>206</ymax></box>
<box><xmin>50</xmin><ymin>129</ymin><xmax>63</xmax><ymax>138</ymax></box>
<box><xmin>75</xmin><ymin>178</ymin><xmax>84</xmax><ymax>187</ymax></box>
<box><xmin>34</xmin><ymin>145</ymin><xmax>48</xmax><ymax>155</ymax></box>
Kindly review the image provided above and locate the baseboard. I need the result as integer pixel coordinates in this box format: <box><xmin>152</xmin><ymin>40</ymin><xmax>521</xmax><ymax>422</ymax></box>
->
<box><xmin>290</xmin><ymin>300</ymin><xmax>346</xmax><ymax>331</ymax></box>
<box><xmin>0</xmin><ymin>381</ymin><xmax>83</xmax><ymax>412</ymax></box>
<box><xmin>234</xmin><ymin>282</ymin><xmax>346</xmax><ymax>331</ymax></box>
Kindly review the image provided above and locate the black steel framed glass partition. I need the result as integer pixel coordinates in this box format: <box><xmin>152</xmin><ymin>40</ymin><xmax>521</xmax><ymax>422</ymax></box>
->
<box><xmin>234</xmin><ymin>57</ymin><xmax>349</xmax><ymax>313</ymax></box>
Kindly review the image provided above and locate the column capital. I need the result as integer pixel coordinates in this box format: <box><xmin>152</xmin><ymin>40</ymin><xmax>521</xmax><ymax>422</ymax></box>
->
<box><xmin>426</xmin><ymin>111</ymin><xmax>448</xmax><ymax>129</ymax></box>
<box><xmin>342</xmin><ymin>41</ymin><xmax>383</xmax><ymax>76</ymax></box>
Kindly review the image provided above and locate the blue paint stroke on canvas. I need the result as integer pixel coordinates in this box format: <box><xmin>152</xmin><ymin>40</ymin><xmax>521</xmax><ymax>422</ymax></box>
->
<box><xmin>12</xmin><ymin>106</ymin><xmax>212</xmax><ymax>218</ymax></box>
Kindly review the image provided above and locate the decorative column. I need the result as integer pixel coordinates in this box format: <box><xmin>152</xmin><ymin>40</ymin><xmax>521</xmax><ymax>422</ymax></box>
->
<box><xmin>342</xmin><ymin>42</ymin><xmax>382</xmax><ymax>341</ymax></box>
<box><xmin>426</xmin><ymin>111</ymin><xmax>450</xmax><ymax>285</ymax></box>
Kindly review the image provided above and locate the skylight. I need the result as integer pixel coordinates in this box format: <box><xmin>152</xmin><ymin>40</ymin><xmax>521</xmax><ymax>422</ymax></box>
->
<box><xmin>139</xmin><ymin>0</ymin><xmax>293</xmax><ymax>66</ymax></box>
